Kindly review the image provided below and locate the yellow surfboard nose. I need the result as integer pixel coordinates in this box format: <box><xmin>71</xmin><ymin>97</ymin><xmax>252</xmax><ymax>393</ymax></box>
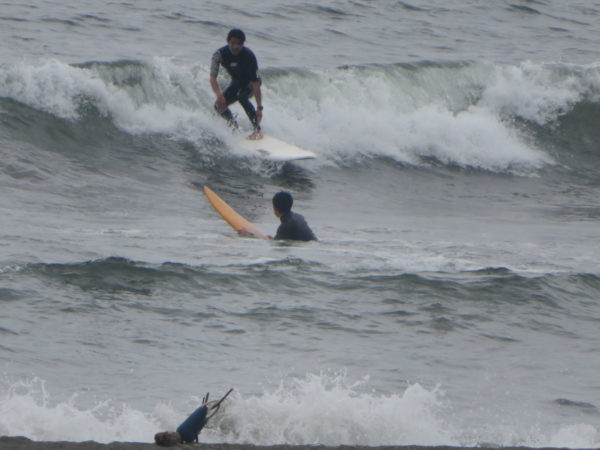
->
<box><xmin>203</xmin><ymin>185</ymin><xmax>269</xmax><ymax>240</ymax></box>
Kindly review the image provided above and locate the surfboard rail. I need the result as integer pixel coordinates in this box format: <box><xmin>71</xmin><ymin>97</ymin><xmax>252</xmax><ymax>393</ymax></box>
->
<box><xmin>235</xmin><ymin>134</ymin><xmax>316</xmax><ymax>161</ymax></box>
<box><xmin>203</xmin><ymin>186</ymin><xmax>270</xmax><ymax>240</ymax></box>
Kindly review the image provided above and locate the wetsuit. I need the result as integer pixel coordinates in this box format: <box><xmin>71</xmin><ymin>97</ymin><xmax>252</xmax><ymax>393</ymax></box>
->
<box><xmin>176</xmin><ymin>405</ymin><xmax>208</xmax><ymax>443</ymax></box>
<box><xmin>274</xmin><ymin>211</ymin><xmax>317</xmax><ymax>241</ymax></box>
<box><xmin>210</xmin><ymin>45</ymin><xmax>261</xmax><ymax>130</ymax></box>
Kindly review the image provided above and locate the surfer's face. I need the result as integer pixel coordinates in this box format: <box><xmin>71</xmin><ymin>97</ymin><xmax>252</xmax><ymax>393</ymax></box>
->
<box><xmin>228</xmin><ymin>37</ymin><xmax>244</xmax><ymax>55</ymax></box>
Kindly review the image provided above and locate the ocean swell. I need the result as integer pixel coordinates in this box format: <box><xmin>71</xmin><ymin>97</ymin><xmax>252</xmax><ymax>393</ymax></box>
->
<box><xmin>1</xmin><ymin>59</ymin><xmax>600</xmax><ymax>173</ymax></box>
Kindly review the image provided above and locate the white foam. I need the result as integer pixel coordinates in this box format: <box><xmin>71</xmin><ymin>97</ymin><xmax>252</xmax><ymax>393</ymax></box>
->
<box><xmin>0</xmin><ymin>377</ymin><xmax>162</xmax><ymax>443</ymax></box>
<box><xmin>206</xmin><ymin>372</ymin><xmax>454</xmax><ymax>446</ymax></box>
<box><xmin>1</xmin><ymin>374</ymin><xmax>599</xmax><ymax>447</ymax></box>
<box><xmin>261</xmin><ymin>62</ymin><xmax>560</xmax><ymax>172</ymax></box>
<box><xmin>1</xmin><ymin>59</ymin><xmax>598</xmax><ymax>171</ymax></box>
<box><xmin>0</xmin><ymin>59</ymin><xmax>214</xmax><ymax>140</ymax></box>
<box><xmin>0</xmin><ymin>373</ymin><xmax>452</xmax><ymax>445</ymax></box>
<box><xmin>546</xmin><ymin>424</ymin><xmax>600</xmax><ymax>448</ymax></box>
<box><xmin>481</xmin><ymin>61</ymin><xmax>585</xmax><ymax>124</ymax></box>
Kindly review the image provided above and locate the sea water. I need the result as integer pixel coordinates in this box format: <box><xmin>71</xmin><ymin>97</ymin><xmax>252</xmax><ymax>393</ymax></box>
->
<box><xmin>1</xmin><ymin>1</ymin><xmax>600</xmax><ymax>447</ymax></box>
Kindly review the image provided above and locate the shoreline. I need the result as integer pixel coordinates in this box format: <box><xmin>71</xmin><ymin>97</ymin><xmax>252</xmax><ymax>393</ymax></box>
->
<box><xmin>2</xmin><ymin>437</ymin><xmax>596</xmax><ymax>450</ymax></box>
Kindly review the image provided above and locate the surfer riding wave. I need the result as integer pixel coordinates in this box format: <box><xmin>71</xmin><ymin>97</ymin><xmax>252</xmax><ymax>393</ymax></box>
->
<box><xmin>210</xmin><ymin>28</ymin><xmax>264</xmax><ymax>140</ymax></box>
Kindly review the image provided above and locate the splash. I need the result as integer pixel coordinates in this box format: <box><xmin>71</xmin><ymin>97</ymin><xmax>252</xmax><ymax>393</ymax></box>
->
<box><xmin>1</xmin><ymin>374</ymin><xmax>599</xmax><ymax>447</ymax></box>
<box><xmin>1</xmin><ymin>58</ymin><xmax>599</xmax><ymax>172</ymax></box>
<box><xmin>0</xmin><ymin>376</ymin><xmax>163</xmax><ymax>443</ymax></box>
<box><xmin>206</xmin><ymin>371</ymin><xmax>454</xmax><ymax>446</ymax></box>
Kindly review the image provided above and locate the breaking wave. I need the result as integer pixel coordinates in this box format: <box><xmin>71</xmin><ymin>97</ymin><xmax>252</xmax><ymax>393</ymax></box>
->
<box><xmin>1</xmin><ymin>58</ymin><xmax>600</xmax><ymax>173</ymax></box>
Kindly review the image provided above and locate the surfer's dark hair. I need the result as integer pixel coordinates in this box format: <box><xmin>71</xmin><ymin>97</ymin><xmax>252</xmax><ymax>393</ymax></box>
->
<box><xmin>227</xmin><ymin>28</ymin><xmax>246</xmax><ymax>42</ymax></box>
<box><xmin>273</xmin><ymin>191</ymin><xmax>293</xmax><ymax>214</ymax></box>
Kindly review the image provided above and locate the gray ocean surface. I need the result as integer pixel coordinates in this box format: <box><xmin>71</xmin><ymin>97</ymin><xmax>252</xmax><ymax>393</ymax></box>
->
<box><xmin>1</xmin><ymin>1</ymin><xmax>600</xmax><ymax>447</ymax></box>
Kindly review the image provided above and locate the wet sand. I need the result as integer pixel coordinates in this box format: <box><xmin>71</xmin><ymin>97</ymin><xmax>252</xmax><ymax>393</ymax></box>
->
<box><xmin>1</xmin><ymin>437</ymin><xmax>594</xmax><ymax>450</ymax></box>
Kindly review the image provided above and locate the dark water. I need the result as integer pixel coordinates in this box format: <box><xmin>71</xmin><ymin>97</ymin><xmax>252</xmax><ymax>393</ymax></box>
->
<box><xmin>1</xmin><ymin>1</ymin><xmax>600</xmax><ymax>447</ymax></box>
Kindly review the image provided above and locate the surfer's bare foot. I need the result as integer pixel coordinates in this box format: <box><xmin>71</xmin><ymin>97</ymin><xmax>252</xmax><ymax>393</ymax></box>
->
<box><xmin>247</xmin><ymin>130</ymin><xmax>263</xmax><ymax>140</ymax></box>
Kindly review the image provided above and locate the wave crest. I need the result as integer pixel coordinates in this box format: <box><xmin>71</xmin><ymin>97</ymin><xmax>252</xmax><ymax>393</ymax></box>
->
<box><xmin>2</xmin><ymin>58</ymin><xmax>599</xmax><ymax>173</ymax></box>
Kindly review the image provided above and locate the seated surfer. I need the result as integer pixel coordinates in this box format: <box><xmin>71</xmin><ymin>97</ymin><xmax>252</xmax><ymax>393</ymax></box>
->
<box><xmin>154</xmin><ymin>388</ymin><xmax>233</xmax><ymax>446</ymax></box>
<box><xmin>270</xmin><ymin>191</ymin><xmax>317</xmax><ymax>241</ymax></box>
<box><xmin>237</xmin><ymin>192</ymin><xmax>316</xmax><ymax>241</ymax></box>
<box><xmin>210</xmin><ymin>28</ymin><xmax>263</xmax><ymax>140</ymax></box>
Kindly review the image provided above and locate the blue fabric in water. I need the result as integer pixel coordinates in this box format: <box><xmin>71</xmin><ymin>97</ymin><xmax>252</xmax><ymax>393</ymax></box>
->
<box><xmin>176</xmin><ymin>405</ymin><xmax>208</xmax><ymax>443</ymax></box>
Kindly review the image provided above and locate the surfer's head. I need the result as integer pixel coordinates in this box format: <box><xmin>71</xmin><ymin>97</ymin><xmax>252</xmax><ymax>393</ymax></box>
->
<box><xmin>227</xmin><ymin>29</ymin><xmax>246</xmax><ymax>55</ymax></box>
<box><xmin>272</xmin><ymin>191</ymin><xmax>293</xmax><ymax>216</ymax></box>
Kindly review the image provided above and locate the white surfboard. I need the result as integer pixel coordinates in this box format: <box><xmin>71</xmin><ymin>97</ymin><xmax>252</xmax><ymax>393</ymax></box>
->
<box><xmin>235</xmin><ymin>134</ymin><xmax>316</xmax><ymax>161</ymax></box>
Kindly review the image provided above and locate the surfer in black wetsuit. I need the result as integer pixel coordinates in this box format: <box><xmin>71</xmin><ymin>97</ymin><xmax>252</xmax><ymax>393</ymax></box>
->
<box><xmin>272</xmin><ymin>191</ymin><xmax>317</xmax><ymax>241</ymax></box>
<box><xmin>210</xmin><ymin>29</ymin><xmax>263</xmax><ymax>140</ymax></box>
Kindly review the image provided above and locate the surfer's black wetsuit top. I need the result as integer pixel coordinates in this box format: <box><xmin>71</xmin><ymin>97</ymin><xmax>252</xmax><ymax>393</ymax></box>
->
<box><xmin>274</xmin><ymin>211</ymin><xmax>317</xmax><ymax>242</ymax></box>
<box><xmin>211</xmin><ymin>46</ymin><xmax>261</xmax><ymax>130</ymax></box>
<box><xmin>176</xmin><ymin>405</ymin><xmax>208</xmax><ymax>443</ymax></box>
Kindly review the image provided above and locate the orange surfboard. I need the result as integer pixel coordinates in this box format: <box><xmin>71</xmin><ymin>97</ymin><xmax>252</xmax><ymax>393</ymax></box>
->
<box><xmin>203</xmin><ymin>186</ymin><xmax>269</xmax><ymax>240</ymax></box>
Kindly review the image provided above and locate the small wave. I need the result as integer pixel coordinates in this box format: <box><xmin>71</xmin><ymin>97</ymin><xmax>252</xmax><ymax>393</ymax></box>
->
<box><xmin>19</xmin><ymin>257</ymin><xmax>250</xmax><ymax>301</ymax></box>
<box><xmin>210</xmin><ymin>372</ymin><xmax>452</xmax><ymax>446</ymax></box>
<box><xmin>0</xmin><ymin>376</ymin><xmax>161</xmax><ymax>443</ymax></box>
<box><xmin>1</xmin><ymin>58</ymin><xmax>599</xmax><ymax>173</ymax></box>
<box><xmin>0</xmin><ymin>58</ymin><xmax>214</xmax><ymax>137</ymax></box>
<box><xmin>18</xmin><ymin>258</ymin><xmax>600</xmax><ymax>315</ymax></box>
<box><xmin>17</xmin><ymin>257</ymin><xmax>327</xmax><ymax>305</ymax></box>
<box><xmin>508</xmin><ymin>4</ymin><xmax>542</xmax><ymax>15</ymax></box>
<box><xmin>0</xmin><ymin>373</ymin><xmax>453</xmax><ymax>446</ymax></box>
<box><xmin>553</xmin><ymin>398</ymin><xmax>599</xmax><ymax>415</ymax></box>
<box><xmin>2</xmin><ymin>373</ymin><xmax>599</xmax><ymax>447</ymax></box>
